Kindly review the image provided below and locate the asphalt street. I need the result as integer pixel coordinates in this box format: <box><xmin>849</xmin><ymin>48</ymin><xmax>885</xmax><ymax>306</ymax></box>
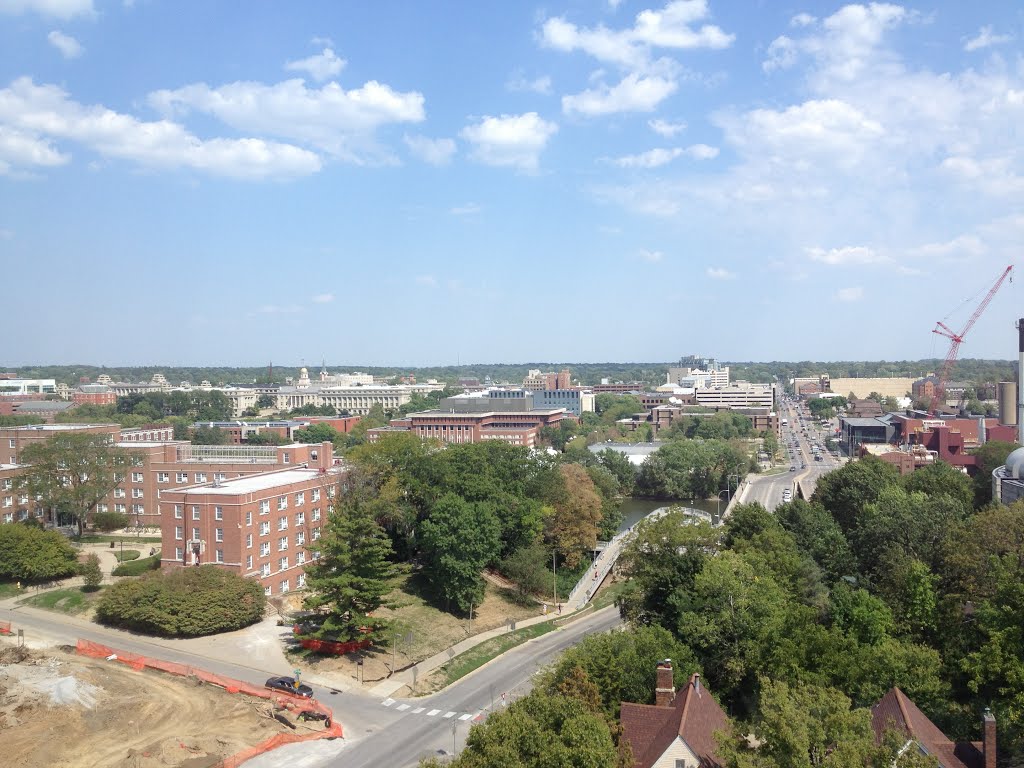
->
<box><xmin>3</xmin><ymin>598</ymin><xmax>621</xmax><ymax>768</ymax></box>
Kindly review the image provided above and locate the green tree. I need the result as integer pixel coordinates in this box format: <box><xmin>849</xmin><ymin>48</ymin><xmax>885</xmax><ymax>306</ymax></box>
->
<box><xmin>720</xmin><ymin>679</ymin><xmax>884</xmax><ymax>768</ymax></box>
<box><xmin>617</xmin><ymin>511</ymin><xmax>718</xmax><ymax>629</ymax></box>
<box><xmin>420</xmin><ymin>493</ymin><xmax>501</xmax><ymax>613</ymax></box>
<box><xmin>544</xmin><ymin>624</ymin><xmax>699</xmax><ymax>721</ymax></box>
<box><xmin>595</xmin><ymin>448</ymin><xmax>636</xmax><ymax>495</ymax></box>
<box><xmin>775</xmin><ymin>499</ymin><xmax>857</xmax><ymax>583</ymax></box>
<box><xmin>901</xmin><ymin>460</ymin><xmax>973</xmax><ymax>511</ymax></box>
<box><xmin>302</xmin><ymin>490</ymin><xmax>396</xmax><ymax>642</ymax></box>
<box><xmin>811</xmin><ymin>455</ymin><xmax>900</xmax><ymax>533</ymax></box>
<box><xmin>970</xmin><ymin>440</ymin><xmax>1019</xmax><ymax>508</ymax></box>
<box><xmin>0</xmin><ymin>523</ymin><xmax>80</xmax><ymax>582</ymax></box>
<box><xmin>256</xmin><ymin>394</ymin><xmax>275</xmax><ymax>409</ymax></box>
<box><xmin>293</xmin><ymin>422</ymin><xmax>341</xmax><ymax>444</ymax></box>
<box><xmin>17</xmin><ymin>433</ymin><xmax>133</xmax><ymax>536</ymax></box>
<box><xmin>438</xmin><ymin>691</ymin><xmax>621</xmax><ymax>768</ymax></box>
<box><xmin>544</xmin><ymin>464</ymin><xmax>604</xmax><ymax>567</ymax></box>
<box><xmin>92</xmin><ymin>511</ymin><xmax>130</xmax><ymax>532</ymax></box>
<box><xmin>80</xmin><ymin>552</ymin><xmax>103</xmax><ymax>590</ymax></box>
<box><xmin>191</xmin><ymin>426</ymin><xmax>229</xmax><ymax>445</ymax></box>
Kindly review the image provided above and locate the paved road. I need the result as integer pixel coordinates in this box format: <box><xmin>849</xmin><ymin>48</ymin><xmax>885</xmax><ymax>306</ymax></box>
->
<box><xmin>740</xmin><ymin>401</ymin><xmax>843</xmax><ymax>510</ymax></box>
<box><xmin>3</xmin><ymin>597</ymin><xmax>621</xmax><ymax>768</ymax></box>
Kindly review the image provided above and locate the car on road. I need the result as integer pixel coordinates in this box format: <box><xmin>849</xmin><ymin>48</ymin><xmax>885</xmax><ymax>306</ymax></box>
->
<box><xmin>789</xmin><ymin>466</ymin><xmax>796</xmax><ymax>471</ymax></box>
<box><xmin>265</xmin><ymin>676</ymin><xmax>314</xmax><ymax>698</ymax></box>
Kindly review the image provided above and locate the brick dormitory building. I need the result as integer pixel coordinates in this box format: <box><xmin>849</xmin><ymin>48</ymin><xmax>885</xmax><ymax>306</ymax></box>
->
<box><xmin>158</xmin><ymin>451</ymin><xmax>345</xmax><ymax>596</ymax></box>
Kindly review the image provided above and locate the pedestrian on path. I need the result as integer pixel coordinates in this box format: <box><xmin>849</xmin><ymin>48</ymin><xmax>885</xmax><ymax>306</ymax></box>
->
<box><xmin>542</xmin><ymin>602</ymin><xmax>547</xmax><ymax>615</ymax></box>
<box><xmin>557</xmin><ymin>603</ymin><xmax>561</xmax><ymax>615</ymax></box>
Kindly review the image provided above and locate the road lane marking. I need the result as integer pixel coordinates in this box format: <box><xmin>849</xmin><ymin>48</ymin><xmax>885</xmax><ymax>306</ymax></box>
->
<box><xmin>426</xmin><ymin>709</ymin><xmax>441</xmax><ymax>717</ymax></box>
<box><xmin>381</xmin><ymin>698</ymin><xmax>395</xmax><ymax>707</ymax></box>
<box><xmin>443</xmin><ymin>711</ymin><xmax>456</xmax><ymax>718</ymax></box>
<box><xmin>396</xmin><ymin>703</ymin><xmax>410</xmax><ymax>711</ymax></box>
<box><xmin>412</xmin><ymin>707</ymin><xmax>425</xmax><ymax>714</ymax></box>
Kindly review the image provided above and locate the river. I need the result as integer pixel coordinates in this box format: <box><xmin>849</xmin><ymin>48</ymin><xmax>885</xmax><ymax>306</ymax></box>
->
<box><xmin>617</xmin><ymin>496</ymin><xmax>719</xmax><ymax>533</ymax></box>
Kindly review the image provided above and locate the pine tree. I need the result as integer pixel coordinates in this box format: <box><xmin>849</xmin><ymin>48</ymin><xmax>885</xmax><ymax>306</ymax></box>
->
<box><xmin>303</xmin><ymin>494</ymin><xmax>396</xmax><ymax>643</ymax></box>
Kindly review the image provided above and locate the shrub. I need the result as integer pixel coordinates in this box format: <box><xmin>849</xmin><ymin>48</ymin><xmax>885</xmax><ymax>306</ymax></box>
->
<box><xmin>80</xmin><ymin>553</ymin><xmax>103</xmax><ymax>590</ymax></box>
<box><xmin>112</xmin><ymin>554</ymin><xmax>161</xmax><ymax>576</ymax></box>
<box><xmin>0</xmin><ymin>524</ymin><xmax>79</xmax><ymax>582</ymax></box>
<box><xmin>114</xmin><ymin>550</ymin><xmax>141</xmax><ymax>562</ymax></box>
<box><xmin>92</xmin><ymin>511</ymin><xmax>130</xmax><ymax>532</ymax></box>
<box><xmin>96</xmin><ymin>565</ymin><xmax>266</xmax><ymax>636</ymax></box>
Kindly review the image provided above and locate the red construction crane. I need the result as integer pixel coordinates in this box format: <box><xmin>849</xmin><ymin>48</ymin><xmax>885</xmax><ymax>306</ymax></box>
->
<box><xmin>931</xmin><ymin>264</ymin><xmax>1014</xmax><ymax>414</ymax></box>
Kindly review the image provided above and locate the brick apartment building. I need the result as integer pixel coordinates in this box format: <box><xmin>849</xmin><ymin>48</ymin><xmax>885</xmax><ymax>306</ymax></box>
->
<box><xmin>0</xmin><ymin>423</ymin><xmax>335</xmax><ymax>529</ymax></box>
<box><xmin>159</xmin><ymin>459</ymin><xmax>344</xmax><ymax>596</ymax></box>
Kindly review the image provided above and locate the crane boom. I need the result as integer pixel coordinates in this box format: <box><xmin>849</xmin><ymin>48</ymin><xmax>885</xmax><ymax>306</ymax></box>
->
<box><xmin>930</xmin><ymin>265</ymin><xmax>1013</xmax><ymax>412</ymax></box>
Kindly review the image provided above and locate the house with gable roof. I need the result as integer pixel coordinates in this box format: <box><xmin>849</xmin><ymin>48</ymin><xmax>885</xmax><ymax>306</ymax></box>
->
<box><xmin>620</xmin><ymin>660</ymin><xmax>730</xmax><ymax>768</ymax></box>
<box><xmin>871</xmin><ymin>688</ymin><xmax>995</xmax><ymax>768</ymax></box>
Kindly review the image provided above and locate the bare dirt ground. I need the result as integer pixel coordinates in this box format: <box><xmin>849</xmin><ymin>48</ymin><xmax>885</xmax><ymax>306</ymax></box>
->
<box><xmin>0</xmin><ymin>644</ymin><xmax>297</xmax><ymax>768</ymax></box>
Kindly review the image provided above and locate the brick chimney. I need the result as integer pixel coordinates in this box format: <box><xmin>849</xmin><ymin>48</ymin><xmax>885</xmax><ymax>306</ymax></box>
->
<box><xmin>983</xmin><ymin>708</ymin><xmax>996</xmax><ymax>768</ymax></box>
<box><xmin>655</xmin><ymin>659</ymin><xmax>675</xmax><ymax>707</ymax></box>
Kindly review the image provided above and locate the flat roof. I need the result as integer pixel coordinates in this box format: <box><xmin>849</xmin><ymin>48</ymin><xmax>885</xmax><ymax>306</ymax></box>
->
<box><xmin>171</xmin><ymin>467</ymin><xmax>335</xmax><ymax>496</ymax></box>
<box><xmin>116</xmin><ymin>441</ymin><xmax>175</xmax><ymax>447</ymax></box>
<box><xmin>842</xmin><ymin>417</ymin><xmax>888</xmax><ymax>427</ymax></box>
<box><xmin>3</xmin><ymin>423</ymin><xmax>118</xmax><ymax>431</ymax></box>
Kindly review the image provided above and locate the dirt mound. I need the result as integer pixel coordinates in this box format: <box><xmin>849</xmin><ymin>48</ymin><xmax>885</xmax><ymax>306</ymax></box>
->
<box><xmin>0</xmin><ymin>645</ymin><xmax>289</xmax><ymax>767</ymax></box>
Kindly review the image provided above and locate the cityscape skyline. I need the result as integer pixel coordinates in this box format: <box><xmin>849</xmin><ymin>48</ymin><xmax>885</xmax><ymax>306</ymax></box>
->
<box><xmin>1</xmin><ymin>1</ymin><xmax>1022</xmax><ymax>365</ymax></box>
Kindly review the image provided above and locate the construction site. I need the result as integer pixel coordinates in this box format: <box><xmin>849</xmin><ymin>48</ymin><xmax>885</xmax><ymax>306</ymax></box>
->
<box><xmin>0</xmin><ymin>643</ymin><xmax>339</xmax><ymax>768</ymax></box>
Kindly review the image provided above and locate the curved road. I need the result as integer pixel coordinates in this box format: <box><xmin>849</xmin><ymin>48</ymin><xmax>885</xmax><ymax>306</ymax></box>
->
<box><xmin>2</xmin><ymin>599</ymin><xmax>621</xmax><ymax>768</ymax></box>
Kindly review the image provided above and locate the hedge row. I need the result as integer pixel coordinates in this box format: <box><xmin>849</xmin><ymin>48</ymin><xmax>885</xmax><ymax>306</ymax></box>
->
<box><xmin>112</xmin><ymin>554</ymin><xmax>161</xmax><ymax>576</ymax></box>
<box><xmin>96</xmin><ymin>566</ymin><xmax>266</xmax><ymax>637</ymax></box>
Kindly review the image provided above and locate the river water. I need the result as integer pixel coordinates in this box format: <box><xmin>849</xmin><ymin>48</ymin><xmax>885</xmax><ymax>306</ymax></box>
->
<box><xmin>617</xmin><ymin>496</ymin><xmax>719</xmax><ymax>533</ymax></box>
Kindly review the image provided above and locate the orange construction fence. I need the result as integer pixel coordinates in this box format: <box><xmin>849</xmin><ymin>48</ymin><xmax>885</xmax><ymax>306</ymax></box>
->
<box><xmin>293</xmin><ymin>630</ymin><xmax>371</xmax><ymax>656</ymax></box>
<box><xmin>0</xmin><ymin>620</ymin><xmax>11</xmax><ymax>635</ymax></box>
<box><xmin>75</xmin><ymin>639</ymin><xmax>342</xmax><ymax>766</ymax></box>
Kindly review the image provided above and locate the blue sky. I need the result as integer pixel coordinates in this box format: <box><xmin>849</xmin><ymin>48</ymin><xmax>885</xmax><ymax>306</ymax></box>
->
<box><xmin>1</xmin><ymin>1</ymin><xmax>1022</xmax><ymax>367</ymax></box>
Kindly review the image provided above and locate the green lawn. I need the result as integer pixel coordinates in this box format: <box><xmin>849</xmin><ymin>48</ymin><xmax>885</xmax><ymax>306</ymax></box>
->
<box><xmin>0</xmin><ymin>582</ymin><xmax>25</xmax><ymax>599</ymax></box>
<box><xmin>114</xmin><ymin>549</ymin><xmax>141</xmax><ymax>562</ymax></box>
<box><xmin>112</xmin><ymin>553</ymin><xmax>161</xmax><ymax>576</ymax></box>
<box><xmin>20</xmin><ymin>586</ymin><xmax>105</xmax><ymax>616</ymax></box>
<box><xmin>439</xmin><ymin>620</ymin><xmax>557</xmax><ymax>687</ymax></box>
<box><xmin>590</xmin><ymin>579</ymin><xmax>629</xmax><ymax>611</ymax></box>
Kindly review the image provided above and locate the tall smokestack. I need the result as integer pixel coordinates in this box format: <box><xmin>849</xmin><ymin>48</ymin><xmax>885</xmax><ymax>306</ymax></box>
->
<box><xmin>1018</xmin><ymin>319</ymin><xmax>1024</xmax><ymax>445</ymax></box>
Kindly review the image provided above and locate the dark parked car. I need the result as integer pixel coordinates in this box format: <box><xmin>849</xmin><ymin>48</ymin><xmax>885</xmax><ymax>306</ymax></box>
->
<box><xmin>265</xmin><ymin>676</ymin><xmax>314</xmax><ymax>698</ymax></box>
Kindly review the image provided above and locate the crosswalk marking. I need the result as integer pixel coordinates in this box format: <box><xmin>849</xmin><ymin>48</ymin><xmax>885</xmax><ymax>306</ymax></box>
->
<box><xmin>412</xmin><ymin>707</ymin><xmax>425</xmax><ymax>714</ymax></box>
<box><xmin>427</xmin><ymin>709</ymin><xmax>441</xmax><ymax>717</ymax></box>
<box><xmin>381</xmin><ymin>698</ymin><xmax>395</xmax><ymax>707</ymax></box>
<box><xmin>396</xmin><ymin>703</ymin><xmax>410</xmax><ymax>711</ymax></box>
<box><xmin>458</xmin><ymin>713</ymin><xmax>473</xmax><ymax>721</ymax></box>
<box><xmin>443</xmin><ymin>711</ymin><xmax>456</xmax><ymax>719</ymax></box>
<box><xmin>380</xmin><ymin>699</ymin><xmax>481</xmax><ymax>722</ymax></box>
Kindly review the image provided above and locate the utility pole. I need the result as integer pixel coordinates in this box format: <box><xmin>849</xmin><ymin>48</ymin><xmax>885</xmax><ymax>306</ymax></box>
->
<box><xmin>468</xmin><ymin>601</ymin><xmax>474</xmax><ymax>635</ymax></box>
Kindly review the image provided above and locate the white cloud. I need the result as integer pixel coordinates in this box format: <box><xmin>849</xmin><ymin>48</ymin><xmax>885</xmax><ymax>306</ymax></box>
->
<box><xmin>149</xmin><ymin>77</ymin><xmax>425</xmax><ymax>164</ymax></box>
<box><xmin>541</xmin><ymin>0</ymin><xmax>734</xmax><ymax>69</ymax></box>
<box><xmin>460</xmin><ymin>112</ymin><xmax>558</xmax><ymax>171</ymax></box>
<box><xmin>284</xmin><ymin>48</ymin><xmax>345</xmax><ymax>82</ymax></box>
<box><xmin>506</xmin><ymin>70</ymin><xmax>553</xmax><ymax>95</ymax></box>
<box><xmin>0</xmin><ymin>124</ymin><xmax>69</xmax><ymax>175</ymax></box>
<box><xmin>47</xmin><ymin>30</ymin><xmax>83</xmax><ymax>58</ymax></box>
<box><xmin>706</xmin><ymin>267</ymin><xmax>735</xmax><ymax>279</ymax></box>
<box><xmin>638</xmin><ymin>249</ymin><xmax>664</xmax><ymax>262</ymax></box>
<box><xmin>790</xmin><ymin>13</ymin><xmax>816</xmax><ymax>28</ymax></box>
<box><xmin>563</xmin><ymin>72</ymin><xmax>677</xmax><ymax>115</ymax></box>
<box><xmin>403</xmin><ymin>134</ymin><xmax>456</xmax><ymax>166</ymax></box>
<box><xmin>0</xmin><ymin>77</ymin><xmax>321</xmax><ymax>179</ymax></box>
<box><xmin>964</xmin><ymin>26</ymin><xmax>1011</xmax><ymax>52</ymax></box>
<box><xmin>648</xmin><ymin>118</ymin><xmax>686</xmax><ymax>137</ymax></box>
<box><xmin>312</xmin><ymin>293</ymin><xmax>334</xmax><ymax>303</ymax></box>
<box><xmin>0</xmin><ymin>228</ymin><xmax>13</xmax><ymax>239</ymax></box>
<box><xmin>610</xmin><ymin>143</ymin><xmax>717</xmax><ymax>168</ymax></box>
<box><xmin>541</xmin><ymin>2</ymin><xmax>733</xmax><ymax>118</ymax></box>
<box><xmin>310</xmin><ymin>36</ymin><xmax>334</xmax><ymax>47</ymax></box>
<box><xmin>806</xmin><ymin>245</ymin><xmax>883</xmax><ymax>265</ymax></box>
<box><xmin>835</xmin><ymin>286</ymin><xmax>863</xmax><ymax>302</ymax></box>
<box><xmin>907</xmin><ymin>235</ymin><xmax>986</xmax><ymax>260</ymax></box>
<box><xmin>450</xmin><ymin>203</ymin><xmax>481</xmax><ymax>215</ymax></box>
<box><xmin>0</xmin><ymin>0</ymin><xmax>93</xmax><ymax>19</ymax></box>
<box><xmin>415</xmin><ymin>275</ymin><xmax>437</xmax><ymax>286</ymax></box>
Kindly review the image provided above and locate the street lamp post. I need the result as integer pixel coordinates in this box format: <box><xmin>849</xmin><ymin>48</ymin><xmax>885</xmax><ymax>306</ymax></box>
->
<box><xmin>552</xmin><ymin>551</ymin><xmax>557</xmax><ymax>604</ymax></box>
<box><xmin>716</xmin><ymin>490</ymin><xmax>730</xmax><ymax>525</ymax></box>
<box><xmin>727</xmin><ymin>474</ymin><xmax>741</xmax><ymax>502</ymax></box>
